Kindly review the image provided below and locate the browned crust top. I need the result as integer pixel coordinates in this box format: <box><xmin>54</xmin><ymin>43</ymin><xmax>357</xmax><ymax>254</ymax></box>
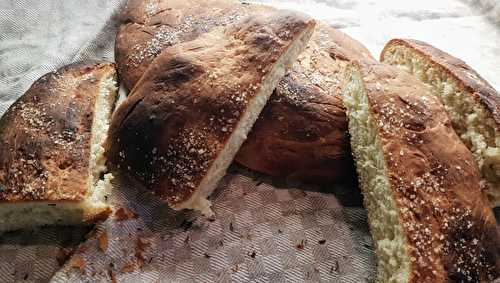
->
<box><xmin>115</xmin><ymin>0</ymin><xmax>272</xmax><ymax>90</ymax></box>
<box><xmin>0</xmin><ymin>62</ymin><xmax>116</xmax><ymax>202</ymax></box>
<box><xmin>352</xmin><ymin>60</ymin><xmax>499</xmax><ymax>282</ymax></box>
<box><xmin>107</xmin><ymin>11</ymin><xmax>315</xmax><ymax>206</ymax></box>
<box><xmin>381</xmin><ymin>38</ymin><xmax>500</xmax><ymax>124</ymax></box>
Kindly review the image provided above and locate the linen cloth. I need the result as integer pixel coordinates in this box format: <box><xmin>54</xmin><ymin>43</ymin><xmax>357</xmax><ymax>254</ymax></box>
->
<box><xmin>0</xmin><ymin>0</ymin><xmax>499</xmax><ymax>282</ymax></box>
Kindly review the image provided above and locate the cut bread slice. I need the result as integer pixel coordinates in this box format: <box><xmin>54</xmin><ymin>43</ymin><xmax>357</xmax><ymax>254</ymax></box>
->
<box><xmin>343</xmin><ymin>60</ymin><xmax>499</xmax><ymax>282</ymax></box>
<box><xmin>0</xmin><ymin>62</ymin><xmax>118</xmax><ymax>232</ymax></box>
<box><xmin>106</xmin><ymin>11</ymin><xmax>315</xmax><ymax>215</ymax></box>
<box><xmin>381</xmin><ymin>39</ymin><xmax>500</xmax><ymax>207</ymax></box>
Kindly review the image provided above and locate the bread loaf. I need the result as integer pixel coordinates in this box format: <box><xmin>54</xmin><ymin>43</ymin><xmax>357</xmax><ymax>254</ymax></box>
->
<box><xmin>115</xmin><ymin>0</ymin><xmax>375</xmax><ymax>183</ymax></box>
<box><xmin>0</xmin><ymin>62</ymin><xmax>118</xmax><ymax>232</ymax></box>
<box><xmin>381</xmin><ymin>39</ymin><xmax>500</xmax><ymax>207</ymax></box>
<box><xmin>343</xmin><ymin>60</ymin><xmax>499</xmax><ymax>282</ymax></box>
<box><xmin>107</xmin><ymin>11</ymin><xmax>315</xmax><ymax>214</ymax></box>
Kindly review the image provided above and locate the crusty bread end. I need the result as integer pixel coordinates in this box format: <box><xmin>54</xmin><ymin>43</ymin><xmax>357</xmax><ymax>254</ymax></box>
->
<box><xmin>0</xmin><ymin>63</ymin><xmax>117</xmax><ymax>232</ymax></box>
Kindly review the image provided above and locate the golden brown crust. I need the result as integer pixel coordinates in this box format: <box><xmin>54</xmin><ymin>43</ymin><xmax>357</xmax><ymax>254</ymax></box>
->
<box><xmin>236</xmin><ymin>79</ymin><xmax>353</xmax><ymax>183</ymax></box>
<box><xmin>115</xmin><ymin>0</ymin><xmax>271</xmax><ymax>91</ymax></box>
<box><xmin>381</xmin><ymin>39</ymin><xmax>500</xmax><ymax>124</ymax></box>
<box><xmin>115</xmin><ymin>0</ymin><xmax>375</xmax><ymax>183</ymax></box>
<box><xmin>352</xmin><ymin>60</ymin><xmax>499</xmax><ymax>282</ymax></box>
<box><xmin>107</xmin><ymin>11</ymin><xmax>315</xmax><ymax>206</ymax></box>
<box><xmin>0</xmin><ymin>62</ymin><xmax>116</xmax><ymax>202</ymax></box>
<box><xmin>235</xmin><ymin>22</ymin><xmax>375</xmax><ymax>183</ymax></box>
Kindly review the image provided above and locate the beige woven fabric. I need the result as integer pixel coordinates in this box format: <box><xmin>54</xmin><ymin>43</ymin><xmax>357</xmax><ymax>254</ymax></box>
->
<box><xmin>51</xmin><ymin>172</ymin><xmax>375</xmax><ymax>282</ymax></box>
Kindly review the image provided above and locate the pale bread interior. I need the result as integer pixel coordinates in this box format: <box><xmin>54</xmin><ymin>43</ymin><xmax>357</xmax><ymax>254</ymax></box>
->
<box><xmin>173</xmin><ymin>27</ymin><xmax>315</xmax><ymax>215</ymax></box>
<box><xmin>382</xmin><ymin>46</ymin><xmax>500</xmax><ymax>207</ymax></box>
<box><xmin>0</xmin><ymin>74</ymin><xmax>117</xmax><ymax>232</ymax></box>
<box><xmin>343</xmin><ymin>68</ymin><xmax>411</xmax><ymax>282</ymax></box>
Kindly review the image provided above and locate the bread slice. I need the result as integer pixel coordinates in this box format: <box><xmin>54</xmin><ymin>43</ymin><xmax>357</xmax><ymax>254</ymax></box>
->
<box><xmin>343</xmin><ymin>60</ymin><xmax>499</xmax><ymax>282</ymax></box>
<box><xmin>381</xmin><ymin>39</ymin><xmax>500</xmax><ymax>207</ymax></box>
<box><xmin>0</xmin><ymin>62</ymin><xmax>118</xmax><ymax>232</ymax></box>
<box><xmin>107</xmin><ymin>11</ymin><xmax>315</xmax><ymax>214</ymax></box>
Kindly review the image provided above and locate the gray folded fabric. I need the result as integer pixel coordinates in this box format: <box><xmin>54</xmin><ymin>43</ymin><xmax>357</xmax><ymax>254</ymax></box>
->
<box><xmin>0</xmin><ymin>0</ymin><xmax>126</xmax><ymax>117</ymax></box>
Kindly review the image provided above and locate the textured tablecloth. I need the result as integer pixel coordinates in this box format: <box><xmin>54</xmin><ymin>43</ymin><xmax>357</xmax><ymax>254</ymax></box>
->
<box><xmin>0</xmin><ymin>1</ymin><xmax>499</xmax><ymax>282</ymax></box>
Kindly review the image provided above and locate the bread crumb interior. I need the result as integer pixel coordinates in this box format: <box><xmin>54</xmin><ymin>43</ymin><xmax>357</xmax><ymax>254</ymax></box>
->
<box><xmin>343</xmin><ymin>68</ymin><xmax>411</xmax><ymax>283</ymax></box>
